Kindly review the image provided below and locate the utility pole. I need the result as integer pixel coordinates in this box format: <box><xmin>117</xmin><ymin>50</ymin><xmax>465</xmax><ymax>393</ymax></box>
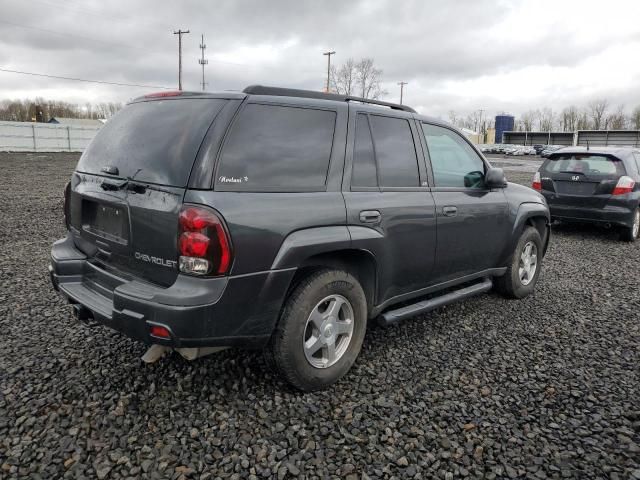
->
<box><xmin>475</xmin><ymin>109</ymin><xmax>484</xmax><ymax>134</ymax></box>
<box><xmin>322</xmin><ymin>50</ymin><xmax>335</xmax><ymax>93</ymax></box>
<box><xmin>397</xmin><ymin>81</ymin><xmax>408</xmax><ymax>105</ymax></box>
<box><xmin>173</xmin><ymin>29</ymin><xmax>190</xmax><ymax>90</ymax></box>
<box><xmin>198</xmin><ymin>34</ymin><xmax>208</xmax><ymax>91</ymax></box>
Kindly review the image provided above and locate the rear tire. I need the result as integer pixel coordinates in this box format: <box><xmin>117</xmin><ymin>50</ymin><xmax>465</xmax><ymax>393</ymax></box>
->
<box><xmin>621</xmin><ymin>208</ymin><xmax>639</xmax><ymax>242</ymax></box>
<box><xmin>495</xmin><ymin>226</ymin><xmax>543</xmax><ymax>299</ymax></box>
<box><xmin>265</xmin><ymin>269</ymin><xmax>367</xmax><ymax>392</ymax></box>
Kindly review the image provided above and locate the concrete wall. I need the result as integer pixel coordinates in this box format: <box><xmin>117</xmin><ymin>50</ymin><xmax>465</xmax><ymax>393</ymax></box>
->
<box><xmin>0</xmin><ymin>121</ymin><xmax>100</xmax><ymax>152</ymax></box>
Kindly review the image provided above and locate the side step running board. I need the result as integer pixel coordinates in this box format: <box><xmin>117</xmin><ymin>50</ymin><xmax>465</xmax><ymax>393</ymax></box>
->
<box><xmin>379</xmin><ymin>277</ymin><xmax>493</xmax><ymax>326</ymax></box>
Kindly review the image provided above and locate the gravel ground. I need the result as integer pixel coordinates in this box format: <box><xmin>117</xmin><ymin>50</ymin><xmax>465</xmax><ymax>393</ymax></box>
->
<box><xmin>1</xmin><ymin>152</ymin><xmax>639</xmax><ymax>480</ymax></box>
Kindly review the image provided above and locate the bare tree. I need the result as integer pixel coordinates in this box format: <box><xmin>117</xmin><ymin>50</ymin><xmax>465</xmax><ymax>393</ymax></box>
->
<box><xmin>561</xmin><ymin>105</ymin><xmax>579</xmax><ymax>132</ymax></box>
<box><xmin>330</xmin><ymin>57</ymin><xmax>386</xmax><ymax>99</ymax></box>
<box><xmin>576</xmin><ymin>108</ymin><xmax>591</xmax><ymax>130</ymax></box>
<box><xmin>519</xmin><ymin>110</ymin><xmax>537</xmax><ymax>131</ymax></box>
<box><xmin>0</xmin><ymin>98</ymin><xmax>123</xmax><ymax>122</ymax></box>
<box><xmin>606</xmin><ymin>105</ymin><xmax>627</xmax><ymax>130</ymax></box>
<box><xmin>330</xmin><ymin>58</ymin><xmax>357</xmax><ymax>96</ymax></box>
<box><xmin>631</xmin><ymin>106</ymin><xmax>640</xmax><ymax>130</ymax></box>
<box><xmin>588</xmin><ymin>99</ymin><xmax>608</xmax><ymax>130</ymax></box>
<box><xmin>538</xmin><ymin>108</ymin><xmax>554</xmax><ymax>132</ymax></box>
<box><xmin>448</xmin><ymin>110</ymin><xmax>458</xmax><ymax>126</ymax></box>
<box><xmin>356</xmin><ymin>58</ymin><xmax>386</xmax><ymax>99</ymax></box>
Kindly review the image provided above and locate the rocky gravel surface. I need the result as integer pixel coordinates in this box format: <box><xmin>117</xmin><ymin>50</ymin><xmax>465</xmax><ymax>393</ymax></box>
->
<box><xmin>1</xmin><ymin>152</ymin><xmax>639</xmax><ymax>479</ymax></box>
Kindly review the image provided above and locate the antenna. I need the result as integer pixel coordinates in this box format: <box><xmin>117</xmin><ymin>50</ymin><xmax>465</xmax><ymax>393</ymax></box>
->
<box><xmin>198</xmin><ymin>34</ymin><xmax>208</xmax><ymax>91</ymax></box>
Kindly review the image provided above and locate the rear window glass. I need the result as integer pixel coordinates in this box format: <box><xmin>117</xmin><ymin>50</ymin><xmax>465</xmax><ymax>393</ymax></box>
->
<box><xmin>215</xmin><ymin>104</ymin><xmax>336</xmax><ymax>191</ymax></box>
<box><xmin>543</xmin><ymin>154</ymin><xmax>626</xmax><ymax>177</ymax></box>
<box><xmin>77</xmin><ymin>99</ymin><xmax>227</xmax><ymax>187</ymax></box>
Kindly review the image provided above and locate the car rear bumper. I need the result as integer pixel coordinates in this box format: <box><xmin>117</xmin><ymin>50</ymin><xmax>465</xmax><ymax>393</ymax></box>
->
<box><xmin>548</xmin><ymin>203</ymin><xmax>635</xmax><ymax>227</ymax></box>
<box><xmin>50</xmin><ymin>234</ymin><xmax>295</xmax><ymax>348</ymax></box>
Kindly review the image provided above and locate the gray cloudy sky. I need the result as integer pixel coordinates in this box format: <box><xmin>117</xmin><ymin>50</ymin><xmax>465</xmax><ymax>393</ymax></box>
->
<box><xmin>1</xmin><ymin>0</ymin><xmax>640</xmax><ymax>119</ymax></box>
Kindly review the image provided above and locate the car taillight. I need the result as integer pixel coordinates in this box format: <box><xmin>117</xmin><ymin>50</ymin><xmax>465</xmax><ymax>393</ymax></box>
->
<box><xmin>177</xmin><ymin>205</ymin><xmax>232</xmax><ymax>276</ymax></box>
<box><xmin>612</xmin><ymin>176</ymin><xmax>635</xmax><ymax>195</ymax></box>
<box><xmin>63</xmin><ymin>181</ymin><xmax>71</xmax><ymax>228</ymax></box>
<box><xmin>532</xmin><ymin>171</ymin><xmax>542</xmax><ymax>191</ymax></box>
<box><xmin>144</xmin><ymin>91</ymin><xmax>182</xmax><ymax>98</ymax></box>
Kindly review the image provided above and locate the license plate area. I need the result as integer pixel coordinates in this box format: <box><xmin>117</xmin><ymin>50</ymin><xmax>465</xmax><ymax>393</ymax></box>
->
<box><xmin>82</xmin><ymin>200</ymin><xmax>129</xmax><ymax>244</ymax></box>
<box><xmin>555</xmin><ymin>181</ymin><xmax>596</xmax><ymax>196</ymax></box>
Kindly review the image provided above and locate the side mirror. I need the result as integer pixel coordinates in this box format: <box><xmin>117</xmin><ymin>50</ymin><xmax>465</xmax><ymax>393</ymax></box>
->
<box><xmin>485</xmin><ymin>167</ymin><xmax>507</xmax><ymax>189</ymax></box>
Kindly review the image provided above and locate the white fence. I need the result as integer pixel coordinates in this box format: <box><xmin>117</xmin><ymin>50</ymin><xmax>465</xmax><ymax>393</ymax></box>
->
<box><xmin>0</xmin><ymin>121</ymin><xmax>100</xmax><ymax>152</ymax></box>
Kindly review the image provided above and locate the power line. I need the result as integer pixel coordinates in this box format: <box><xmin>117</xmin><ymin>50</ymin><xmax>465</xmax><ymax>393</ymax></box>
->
<box><xmin>1</xmin><ymin>19</ymin><xmax>251</xmax><ymax>67</ymax></box>
<box><xmin>0</xmin><ymin>68</ymin><xmax>172</xmax><ymax>90</ymax></box>
<box><xmin>0</xmin><ymin>19</ymin><xmax>138</xmax><ymax>51</ymax></box>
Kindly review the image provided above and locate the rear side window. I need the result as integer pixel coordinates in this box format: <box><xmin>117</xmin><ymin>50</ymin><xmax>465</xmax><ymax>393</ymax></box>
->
<box><xmin>216</xmin><ymin>104</ymin><xmax>336</xmax><ymax>191</ymax></box>
<box><xmin>352</xmin><ymin>114</ymin><xmax>377</xmax><ymax>187</ymax></box>
<box><xmin>77</xmin><ymin>99</ymin><xmax>227</xmax><ymax>187</ymax></box>
<box><xmin>422</xmin><ymin>123</ymin><xmax>486</xmax><ymax>188</ymax></box>
<box><xmin>543</xmin><ymin>155</ymin><xmax>626</xmax><ymax>177</ymax></box>
<box><xmin>369</xmin><ymin>115</ymin><xmax>420</xmax><ymax>187</ymax></box>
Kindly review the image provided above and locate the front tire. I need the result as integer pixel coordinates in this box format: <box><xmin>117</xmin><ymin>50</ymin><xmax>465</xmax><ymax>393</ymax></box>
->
<box><xmin>621</xmin><ymin>208</ymin><xmax>639</xmax><ymax>242</ymax></box>
<box><xmin>495</xmin><ymin>226</ymin><xmax>543</xmax><ymax>299</ymax></box>
<box><xmin>265</xmin><ymin>269</ymin><xmax>367</xmax><ymax>391</ymax></box>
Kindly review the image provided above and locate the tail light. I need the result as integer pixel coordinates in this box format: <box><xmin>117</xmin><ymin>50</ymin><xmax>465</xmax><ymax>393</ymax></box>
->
<box><xmin>63</xmin><ymin>181</ymin><xmax>71</xmax><ymax>228</ymax></box>
<box><xmin>178</xmin><ymin>205</ymin><xmax>232</xmax><ymax>276</ymax></box>
<box><xmin>144</xmin><ymin>91</ymin><xmax>182</xmax><ymax>98</ymax></box>
<box><xmin>532</xmin><ymin>171</ymin><xmax>542</xmax><ymax>191</ymax></box>
<box><xmin>612</xmin><ymin>176</ymin><xmax>635</xmax><ymax>195</ymax></box>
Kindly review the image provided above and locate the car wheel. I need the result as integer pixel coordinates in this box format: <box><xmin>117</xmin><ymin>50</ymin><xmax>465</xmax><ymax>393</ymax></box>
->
<box><xmin>495</xmin><ymin>226</ymin><xmax>543</xmax><ymax>299</ymax></box>
<box><xmin>265</xmin><ymin>269</ymin><xmax>367</xmax><ymax>391</ymax></box>
<box><xmin>621</xmin><ymin>208</ymin><xmax>640</xmax><ymax>242</ymax></box>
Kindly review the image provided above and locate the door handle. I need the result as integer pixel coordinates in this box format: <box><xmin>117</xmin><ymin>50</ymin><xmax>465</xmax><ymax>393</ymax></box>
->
<box><xmin>359</xmin><ymin>210</ymin><xmax>381</xmax><ymax>224</ymax></box>
<box><xmin>442</xmin><ymin>206</ymin><xmax>457</xmax><ymax>217</ymax></box>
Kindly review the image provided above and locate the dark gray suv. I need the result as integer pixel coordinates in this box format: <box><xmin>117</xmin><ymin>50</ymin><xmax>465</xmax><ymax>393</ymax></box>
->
<box><xmin>50</xmin><ymin>86</ymin><xmax>550</xmax><ymax>391</ymax></box>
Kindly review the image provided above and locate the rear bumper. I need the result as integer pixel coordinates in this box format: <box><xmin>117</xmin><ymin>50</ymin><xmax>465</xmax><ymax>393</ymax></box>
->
<box><xmin>547</xmin><ymin>203</ymin><xmax>635</xmax><ymax>227</ymax></box>
<box><xmin>50</xmin><ymin>234</ymin><xmax>295</xmax><ymax>348</ymax></box>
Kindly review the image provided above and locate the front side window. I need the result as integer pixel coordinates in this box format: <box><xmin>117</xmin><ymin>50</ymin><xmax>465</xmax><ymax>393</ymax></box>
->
<box><xmin>422</xmin><ymin>123</ymin><xmax>486</xmax><ymax>188</ymax></box>
<box><xmin>216</xmin><ymin>104</ymin><xmax>336</xmax><ymax>191</ymax></box>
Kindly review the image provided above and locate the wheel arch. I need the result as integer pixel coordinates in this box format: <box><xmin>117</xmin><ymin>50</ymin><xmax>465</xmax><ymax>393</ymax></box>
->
<box><xmin>503</xmin><ymin>202</ymin><xmax>551</xmax><ymax>263</ymax></box>
<box><xmin>285</xmin><ymin>249</ymin><xmax>378</xmax><ymax>318</ymax></box>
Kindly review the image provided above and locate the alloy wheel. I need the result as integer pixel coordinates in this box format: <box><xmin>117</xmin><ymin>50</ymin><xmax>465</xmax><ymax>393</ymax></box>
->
<box><xmin>518</xmin><ymin>241</ymin><xmax>538</xmax><ymax>286</ymax></box>
<box><xmin>302</xmin><ymin>294</ymin><xmax>354</xmax><ymax>369</ymax></box>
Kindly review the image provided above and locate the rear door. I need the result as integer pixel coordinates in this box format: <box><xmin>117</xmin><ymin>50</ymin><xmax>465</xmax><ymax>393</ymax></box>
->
<box><xmin>68</xmin><ymin>97</ymin><xmax>231</xmax><ymax>286</ymax></box>
<box><xmin>420</xmin><ymin>122</ymin><xmax>510</xmax><ymax>281</ymax></box>
<box><xmin>343</xmin><ymin>109</ymin><xmax>437</xmax><ymax>303</ymax></box>
<box><xmin>541</xmin><ymin>154</ymin><xmax>627</xmax><ymax>209</ymax></box>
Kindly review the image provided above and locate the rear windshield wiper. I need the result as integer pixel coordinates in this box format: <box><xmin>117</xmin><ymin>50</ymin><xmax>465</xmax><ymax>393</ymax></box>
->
<box><xmin>100</xmin><ymin>179</ymin><xmax>128</xmax><ymax>191</ymax></box>
<box><xmin>100</xmin><ymin>177</ymin><xmax>177</xmax><ymax>196</ymax></box>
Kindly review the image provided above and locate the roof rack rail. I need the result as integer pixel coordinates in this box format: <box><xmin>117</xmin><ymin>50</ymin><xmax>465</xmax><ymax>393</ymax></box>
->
<box><xmin>243</xmin><ymin>85</ymin><xmax>416</xmax><ymax>113</ymax></box>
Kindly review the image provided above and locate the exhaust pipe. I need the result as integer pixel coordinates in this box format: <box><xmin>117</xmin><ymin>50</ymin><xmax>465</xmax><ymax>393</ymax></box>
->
<box><xmin>141</xmin><ymin>345</ymin><xmax>228</xmax><ymax>363</ymax></box>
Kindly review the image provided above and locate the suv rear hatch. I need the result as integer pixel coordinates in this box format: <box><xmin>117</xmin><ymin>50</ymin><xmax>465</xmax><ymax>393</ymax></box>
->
<box><xmin>67</xmin><ymin>96</ymin><xmax>229</xmax><ymax>287</ymax></box>
<box><xmin>540</xmin><ymin>153</ymin><xmax>627</xmax><ymax>208</ymax></box>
